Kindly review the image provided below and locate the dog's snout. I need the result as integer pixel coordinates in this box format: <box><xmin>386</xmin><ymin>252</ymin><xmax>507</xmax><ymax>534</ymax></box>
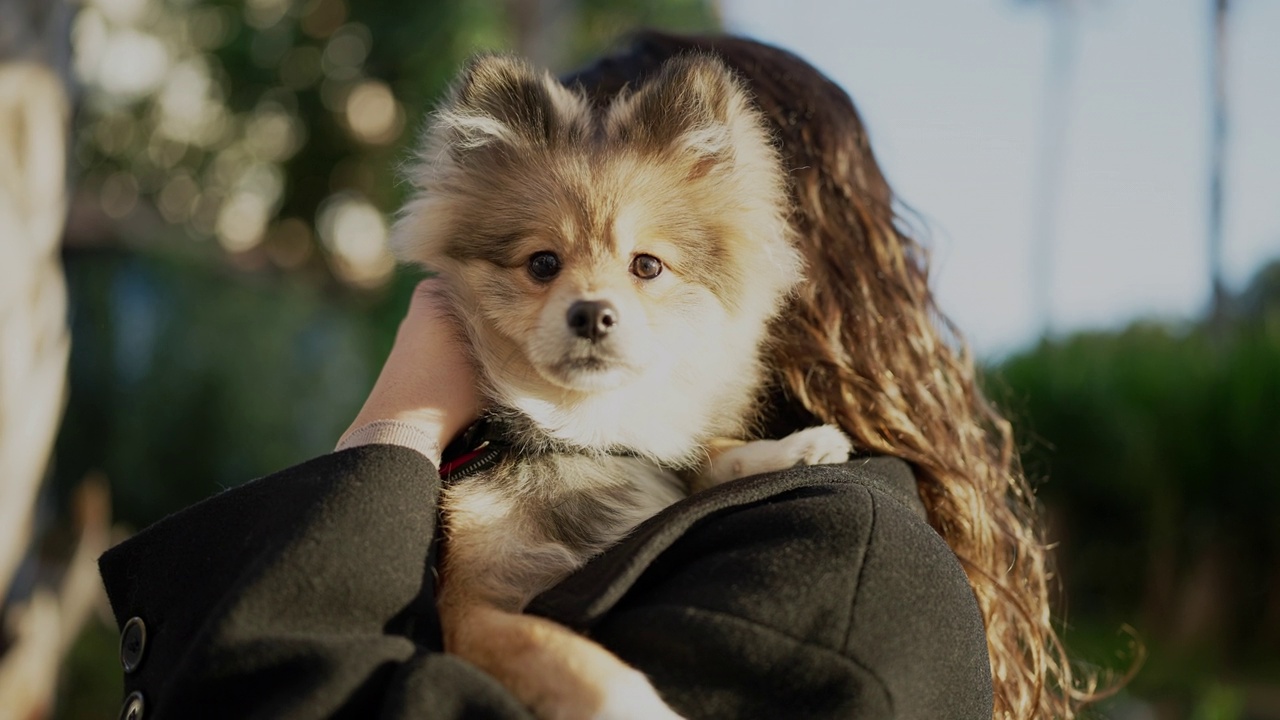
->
<box><xmin>567</xmin><ymin>300</ymin><xmax>618</xmax><ymax>341</ymax></box>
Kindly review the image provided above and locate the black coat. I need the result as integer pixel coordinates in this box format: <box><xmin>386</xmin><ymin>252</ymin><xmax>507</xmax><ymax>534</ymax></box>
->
<box><xmin>98</xmin><ymin>445</ymin><xmax>993</xmax><ymax>719</ymax></box>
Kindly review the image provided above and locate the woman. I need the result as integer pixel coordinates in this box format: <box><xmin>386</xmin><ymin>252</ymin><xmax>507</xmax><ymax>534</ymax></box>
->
<box><xmin>98</xmin><ymin>33</ymin><xmax>1090</xmax><ymax>720</ymax></box>
<box><xmin>564</xmin><ymin>32</ymin><xmax>1095</xmax><ymax>718</ymax></box>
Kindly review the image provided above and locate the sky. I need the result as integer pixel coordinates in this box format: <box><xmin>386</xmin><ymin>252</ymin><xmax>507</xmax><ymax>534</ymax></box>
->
<box><xmin>722</xmin><ymin>0</ymin><xmax>1280</xmax><ymax>357</ymax></box>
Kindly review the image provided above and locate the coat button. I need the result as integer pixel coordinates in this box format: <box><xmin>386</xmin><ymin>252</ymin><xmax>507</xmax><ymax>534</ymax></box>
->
<box><xmin>120</xmin><ymin>617</ymin><xmax>147</xmax><ymax>673</ymax></box>
<box><xmin>119</xmin><ymin>691</ymin><xmax>144</xmax><ymax>720</ymax></box>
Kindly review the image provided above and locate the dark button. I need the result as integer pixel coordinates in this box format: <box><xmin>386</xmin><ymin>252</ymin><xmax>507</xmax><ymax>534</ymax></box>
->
<box><xmin>120</xmin><ymin>617</ymin><xmax>146</xmax><ymax>673</ymax></box>
<box><xmin>119</xmin><ymin>691</ymin><xmax>144</xmax><ymax>720</ymax></box>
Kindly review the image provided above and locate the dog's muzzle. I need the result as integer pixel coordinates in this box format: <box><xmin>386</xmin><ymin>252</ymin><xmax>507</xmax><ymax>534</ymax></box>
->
<box><xmin>566</xmin><ymin>300</ymin><xmax>617</xmax><ymax>342</ymax></box>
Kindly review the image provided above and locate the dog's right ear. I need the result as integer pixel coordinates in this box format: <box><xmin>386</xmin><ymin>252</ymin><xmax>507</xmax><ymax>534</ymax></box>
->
<box><xmin>393</xmin><ymin>56</ymin><xmax>587</xmax><ymax>267</ymax></box>
<box><xmin>427</xmin><ymin>54</ymin><xmax>589</xmax><ymax>161</ymax></box>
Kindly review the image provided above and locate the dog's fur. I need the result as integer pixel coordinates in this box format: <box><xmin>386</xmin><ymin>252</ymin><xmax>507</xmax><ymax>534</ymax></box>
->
<box><xmin>392</xmin><ymin>53</ymin><xmax>851</xmax><ymax>720</ymax></box>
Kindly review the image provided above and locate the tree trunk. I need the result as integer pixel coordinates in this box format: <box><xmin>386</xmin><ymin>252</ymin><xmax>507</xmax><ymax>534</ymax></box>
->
<box><xmin>1207</xmin><ymin>0</ymin><xmax>1230</xmax><ymax>332</ymax></box>
<box><xmin>0</xmin><ymin>2</ymin><xmax>113</xmax><ymax>717</ymax></box>
<box><xmin>1030</xmin><ymin>0</ymin><xmax>1080</xmax><ymax>338</ymax></box>
<box><xmin>0</xmin><ymin>53</ymin><xmax>70</xmax><ymax>616</ymax></box>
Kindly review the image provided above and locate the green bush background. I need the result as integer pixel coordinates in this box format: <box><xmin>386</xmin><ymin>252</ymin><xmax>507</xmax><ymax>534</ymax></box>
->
<box><xmin>988</xmin><ymin>269</ymin><xmax>1280</xmax><ymax>717</ymax></box>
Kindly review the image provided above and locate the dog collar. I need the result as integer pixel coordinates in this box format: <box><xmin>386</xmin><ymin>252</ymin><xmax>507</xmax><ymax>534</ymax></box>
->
<box><xmin>438</xmin><ymin>418</ymin><xmax>511</xmax><ymax>481</ymax></box>
<box><xmin>437</xmin><ymin>415</ymin><xmax>645</xmax><ymax>481</ymax></box>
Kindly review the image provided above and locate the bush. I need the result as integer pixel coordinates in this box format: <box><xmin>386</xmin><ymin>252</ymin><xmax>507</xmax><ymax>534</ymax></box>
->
<box><xmin>988</xmin><ymin>268</ymin><xmax>1280</xmax><ymax>706</ymax></box>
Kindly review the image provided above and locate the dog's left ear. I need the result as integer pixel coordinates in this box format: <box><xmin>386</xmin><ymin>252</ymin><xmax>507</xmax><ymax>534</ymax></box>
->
<box><xmin>606</xmin><ymin>54</ymin><xmax>764</xmax><ymax>176</ymax></box>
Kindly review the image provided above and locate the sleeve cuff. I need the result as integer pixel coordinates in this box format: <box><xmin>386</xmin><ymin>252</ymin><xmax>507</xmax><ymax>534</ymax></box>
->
<box><xmin>336</xmin><ymin>420</ymin><xmax>441</xmax><ymax>463</ymax></box>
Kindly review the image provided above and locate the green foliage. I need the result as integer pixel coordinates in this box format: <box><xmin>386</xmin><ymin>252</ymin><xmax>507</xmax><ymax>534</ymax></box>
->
<box><xmin>987</xmin><ymin>261</ymin><xmax>1280</xmax><ymax>709</ymax></box>
<box><xmin>54</xmin><ymin>251</ymin><xmax>418</xmax><ymax>529</ymax></box>
<box><xmin>1190</xmin><ymin>684</ymin><xmax>1246</xmax><ymax>720</ymax></box>
<box><xmin>56</xmin><ymin>618</ymin><xmax>123</xmax><ymax>720</ymax></box>
<box><xmin>71</xmin><ymin>0</ymin><xmax>718</xmax><ymax>285</ymax></box>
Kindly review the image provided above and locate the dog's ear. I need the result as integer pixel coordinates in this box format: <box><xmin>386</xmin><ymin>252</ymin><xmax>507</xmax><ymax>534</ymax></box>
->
<box><xmin>430</xmin><ymin>54</ymin><xmax>587</xmax><ymax>158</ymax></box>
<box><xmin>607</xmin><ymin>54</ymin><xmax>761</xmax><ymax>176</ymax></box>
<box><xmin>393</xmin><ymin>55</ymin><xmax>587</xmax><ymax>267</ymax></box>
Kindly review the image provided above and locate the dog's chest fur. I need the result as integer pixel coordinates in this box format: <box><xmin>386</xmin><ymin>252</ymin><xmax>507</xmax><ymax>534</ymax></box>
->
<box><xmin>441</xmin><ymin>419</ymin><xmax>686</xmax><ymax>611</ymax></box>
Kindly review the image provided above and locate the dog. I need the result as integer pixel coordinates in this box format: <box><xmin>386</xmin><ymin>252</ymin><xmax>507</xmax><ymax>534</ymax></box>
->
<box><xmin>391</xmin><ymin>52</ymin><xmax>853</xmax><ymax>720</ymax></box>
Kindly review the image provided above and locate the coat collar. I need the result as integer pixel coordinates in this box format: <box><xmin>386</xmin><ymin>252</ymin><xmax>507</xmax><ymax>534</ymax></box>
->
<box><xmin>525</xmin><ymin>456</ymin><xmax>923</xmax><ymax>630</ymax></box>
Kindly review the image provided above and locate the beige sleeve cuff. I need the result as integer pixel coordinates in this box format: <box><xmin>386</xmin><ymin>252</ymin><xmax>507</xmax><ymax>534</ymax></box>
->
<box><xmin>335</xmin><ymin>420</ymin><xmax>441</xmax><ymax>464</ymax></box>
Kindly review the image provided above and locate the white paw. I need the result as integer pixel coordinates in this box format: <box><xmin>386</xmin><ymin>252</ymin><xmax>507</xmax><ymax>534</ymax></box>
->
<box><xmin>777</xmin><ymin>424</ymin><xmax>853</xmax><ymax>466</ymax></box>
<box><xmin>593</xmin><ymin>670</ymin><xmax>684</xmax><ymax>720</ymax></box>
<box><xmin>704</xmin><ymin>425</ymin><xmax>853</xmax><ymax>485</ymax></box>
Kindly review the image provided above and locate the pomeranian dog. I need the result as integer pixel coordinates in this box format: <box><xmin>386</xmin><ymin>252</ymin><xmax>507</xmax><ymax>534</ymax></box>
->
<box><xmin>391</xmin><ymin>53</ymin><xmax>852</xmax><ymax>720</ymax></box>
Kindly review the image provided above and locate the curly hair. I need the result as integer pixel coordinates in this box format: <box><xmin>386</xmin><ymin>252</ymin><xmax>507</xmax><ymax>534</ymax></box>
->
<box><xmin>567</xmin><ymin>32</ymin><xmax>1100</xmax><ymax>719</ymax></box>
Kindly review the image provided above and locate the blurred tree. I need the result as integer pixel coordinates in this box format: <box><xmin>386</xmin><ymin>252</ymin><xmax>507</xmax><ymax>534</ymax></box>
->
<box><xmin>1017</xmin><ymin>0</ymin><xmax>1084</xmax><ymax>337</ymax></box>
<box><xmin>0</xmin><ymin>0</ymin><xmax>113</xmax><ymax>717</ymax></box>
<box><xmin>1228</xmin><ymin>255</ymin><xmax>1280</xmax><ymax>327</ymax></box>
<box><xmin>1207</xmin><ymin>0</ymin><xmax>1231</xmax><ymax>330</ymax></box>
<box><xmin>0</xmin><ymin>4</ymin><xmax>71</xmax><ymax>621</ymax></box>
<box><xmin>65</xmin><ymin>0</ymin><xmax>719</xmax><ymax>287</ymax></box>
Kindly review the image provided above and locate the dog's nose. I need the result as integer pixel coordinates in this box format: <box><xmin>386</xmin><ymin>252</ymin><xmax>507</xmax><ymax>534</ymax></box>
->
<box><xmin>566</xmin><ymin>300</ymin><xmax>618</xmax><ymax>341</ymax></box>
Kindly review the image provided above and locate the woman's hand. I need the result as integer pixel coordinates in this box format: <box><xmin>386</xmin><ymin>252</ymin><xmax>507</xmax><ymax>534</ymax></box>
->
<box><xmin>340</xmin><ymin>281</ymin><xmax>480</xmax><ymax>466</ymax></box>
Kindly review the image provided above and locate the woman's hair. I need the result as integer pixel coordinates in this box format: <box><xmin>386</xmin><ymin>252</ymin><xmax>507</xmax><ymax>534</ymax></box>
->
<box><xmin>567</xmin><ymin>32</ymin><xmax>1098</xmax><ymax>719</ymax></box>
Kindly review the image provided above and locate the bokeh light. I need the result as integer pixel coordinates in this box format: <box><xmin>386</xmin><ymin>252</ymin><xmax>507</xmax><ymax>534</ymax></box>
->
<box><xmin>344</xmin><ymin>79</ymin><xmax>403</xmax><ymax>146</ymax></box>
<box><xmin>243</xmin><ymin>0</ymin><xmax>292</xmax><ymax>31</ymax></box>
<box><xmin>97</xmin><ymin>29</ymin><xmax>171</xmax><ymax>97</ymax></box>
<box><xmin>316</xmin><ymin>191</ymin><xmax>393</xmax><ymax>287</ymax></box>
<box><xmin>67</xmin><ymin>0</ymin><xmax>426</xmax><ymax>282</ymax></box>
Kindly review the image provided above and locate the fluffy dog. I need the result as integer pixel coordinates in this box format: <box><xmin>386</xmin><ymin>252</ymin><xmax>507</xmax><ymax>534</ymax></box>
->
<box><xmin>392</xmin><ymin>53</ymin><xmax>852</xmax><ymax>720</ymax></box>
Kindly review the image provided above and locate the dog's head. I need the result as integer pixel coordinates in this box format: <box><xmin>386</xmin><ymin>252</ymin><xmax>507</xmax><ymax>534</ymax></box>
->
<box><xmin>394</xmin><ymin>54</ymin><xmax>800</xmax><ymax>459</ymax></box>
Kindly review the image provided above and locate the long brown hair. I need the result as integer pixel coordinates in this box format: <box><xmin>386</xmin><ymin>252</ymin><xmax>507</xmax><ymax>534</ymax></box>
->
<box><xmin>568</xmin><ymin>32</ymin><xmax>1098</xmax><ymax>718</ymax></box>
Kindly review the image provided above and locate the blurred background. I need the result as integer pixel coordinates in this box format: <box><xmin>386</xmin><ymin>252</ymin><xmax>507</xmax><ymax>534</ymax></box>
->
<box><xmin>0</xmin><ymin>0</ymin><xmax>1275</xmax><ymax>718</ymax></box>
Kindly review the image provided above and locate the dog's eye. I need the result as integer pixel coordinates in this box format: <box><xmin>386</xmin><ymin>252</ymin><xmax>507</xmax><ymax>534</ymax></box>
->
<box><xmin>630</xmin><ymin>254</ymin><xmax>663</xmax><ymax>280</ymax></box>
<box><xmin>527</xmin><ymin>252</ymin><xmax>561</xmax><ymax>281</ymax></box>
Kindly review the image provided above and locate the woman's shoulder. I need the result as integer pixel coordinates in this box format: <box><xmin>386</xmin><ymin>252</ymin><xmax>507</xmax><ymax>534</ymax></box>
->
<box><xmin>530</xmin><ymin>456</ymin><xmax>960</xmax><ymax>636</ymax></box>
<box><xmin>530</xmin><ymin>456</ymin><xmax>993</xmax><ymax>718</ymax></box>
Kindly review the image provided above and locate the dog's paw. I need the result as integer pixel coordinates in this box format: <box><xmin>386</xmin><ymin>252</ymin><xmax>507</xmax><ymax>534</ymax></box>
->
<box><xmin>593</xmin><ymin>670</ymin><xmax>685</xmax><ymax>720</ymax></box>
<box><xmin>702</xmin><ymin>425</ymin><xmax>853</xmax><ymax>486</ymax></box>
<box><xmin>777</xmin><ymin>424</ymin><xmax>853</xmax><ymax>467</ymax></box>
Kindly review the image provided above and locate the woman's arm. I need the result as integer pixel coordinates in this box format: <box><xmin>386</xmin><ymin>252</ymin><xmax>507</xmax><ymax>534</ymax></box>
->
<box><xmin>337</xmin><ymin>281</ymin><xmax>482</xmax><ymax>465</ymax></box>
<box><xmin>99</xmin><ymin>445</ymin><xmax>534</xmax><ymax>720</ymax></box>
<box><xmin>97</xmin><ymin>283</ymin><xmax>525</xmax><ymax>719</ymax></box>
